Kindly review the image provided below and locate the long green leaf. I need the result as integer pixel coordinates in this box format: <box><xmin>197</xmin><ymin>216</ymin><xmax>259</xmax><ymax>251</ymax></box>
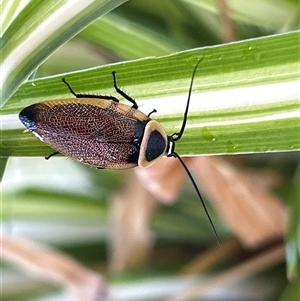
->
<box><xmin>1</xmin><ymin>31</ymin><xmax>299</xmax><ymax>158</ymax></box>
<box><xmin>0</xmin><ymin>0</ymin><xmax>128</xmax><ymax>105</ymax></box>
<box><xmin>285</xmin><ymin>163</ymin><xmax>300</xmax><ymax>281</ymax></box>
<box><xmin>80</xmin><ymin>13</ymin><xmax>182</xmax><ymax>59</ymax></box>
<box><xmin>184</xmin><ymin>0</ymin><xmax>299</xmax><ymax>30</ymax></box>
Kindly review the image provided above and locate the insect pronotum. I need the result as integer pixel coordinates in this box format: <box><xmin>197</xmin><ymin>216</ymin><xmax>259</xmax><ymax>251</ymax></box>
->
<box><xmin>19</xmin><ymin>58</ymin><xmax>219</xmax><ymax>242</ymax></box>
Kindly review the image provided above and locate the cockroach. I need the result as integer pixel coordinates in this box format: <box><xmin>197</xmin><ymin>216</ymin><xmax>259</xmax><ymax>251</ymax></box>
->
<box><xmin>19</xmin><ymin>59</ymin><xmax>219</xmax><ymax>242</ymax></box>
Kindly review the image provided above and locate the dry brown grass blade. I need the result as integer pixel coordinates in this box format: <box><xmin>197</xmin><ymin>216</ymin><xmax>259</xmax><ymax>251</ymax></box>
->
<box><xmin>217</xmin><ymin>0</ymin><xmax>237</xmax><ymax>42</ymax></box>
<box><xmin>134</xmin><ymin>155</ymin><xmax>287</xmax><ymax>248</ymax></box>
<box><xmin>1</xmin><ymin>235</ymin><xmax>107</xmax><ymax>301</ymax></box>
<box><xmin>135</xmin><ymin>157</ymin><xmax>185</xmax><ymax>203</ymax></box>
<box><xmin>189</xmin><ymin>156</ymin><xmax>287</xmax><ymax>248</ymax></box>
<box><xmin>108</xmin><ymin>158</ymin><xmax>194</xmax><ymax>272</ymax></box>
<box><xmin>167</xmin><ymin>243</ymin><xmax>286</xmax><ymax>301</ymax></box>
<box><xmin>108</xmin><ymin>171</ymin><xmax>160</xmax><ymax>272</ymax></box>
<box><xmin>180</xmin><ymin>237</ymin><xmax>243</xmax><ymax>275</ymax></box>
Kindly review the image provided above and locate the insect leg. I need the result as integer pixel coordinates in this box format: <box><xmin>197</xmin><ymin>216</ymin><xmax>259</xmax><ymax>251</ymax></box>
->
<box><xmin>62</xmin><ymin>78</ymin><xmax>119</xmax><ymax>102</ymax></box>
<box><xmin>45</xmin><ymin>152</ymin><xmax>59</xmax><ymax>160</ymax></box>
<box><xmin>112</xmin><ymin>71</ymin><xmax>138</xmax><ymax>109</ymax></box>
<box><xmin>62</xmin><ymin>78</ymin><xmax>80</xmax><ymax>97</ymax></box>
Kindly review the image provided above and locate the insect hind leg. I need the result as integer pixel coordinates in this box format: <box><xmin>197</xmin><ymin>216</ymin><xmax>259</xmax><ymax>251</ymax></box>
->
<box><xmin>112</xmin><ymin>71</ymin><xmax>138</xmax><ymax>109</ymax></box>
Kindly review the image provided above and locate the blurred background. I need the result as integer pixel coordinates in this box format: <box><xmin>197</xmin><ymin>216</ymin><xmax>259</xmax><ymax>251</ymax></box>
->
<box><xmin>1</xmin><ymin>1</ymin><xmax>299</xmax><ymax>300</ymax></box>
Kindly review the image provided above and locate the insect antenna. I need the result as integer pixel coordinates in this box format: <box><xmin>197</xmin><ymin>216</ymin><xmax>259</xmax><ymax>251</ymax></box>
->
<box><xmin>172</xmin><ymin>152</ymin><xmax>220</xmax><ymax>244</ymax></box>
<box><xmin>172</xmin><ymin>56</ymin><xmax>204</xmax><ymax>142</ymax></box>
<box><xmin>169</xmin><ymin>56</ymin><xmax>219</xmax><ymax>243</ymax></box>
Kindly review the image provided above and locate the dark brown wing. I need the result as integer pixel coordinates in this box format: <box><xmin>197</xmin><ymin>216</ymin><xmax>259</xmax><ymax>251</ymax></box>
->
<box><xmin>19</xmin><ymin>98</ymin><xmax>150</xmax><ymax>169</ymax></box>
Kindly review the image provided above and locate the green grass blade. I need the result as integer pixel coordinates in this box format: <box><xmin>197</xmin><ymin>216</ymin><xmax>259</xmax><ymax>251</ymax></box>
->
<box><xmin>80</xmin><ymin>13</ymin><xmax>182</xmax><ymax>59</ymax></box>
<box><xmin>1</xmin><ymin>31</ymin><xmax>299</xmax><ymax>157</ymax></box>
<box><xmin>184</xmin><ymin>0</ymin><xmax>299</xmax><ymax>31</ymax></box>
<box><xmin>285</xmin><ymin>163</ymin><xmax>300</xmax><ymax>281</ymax></box>
<box><xmin>0</xmin><ymin>0</ymin><xmax>128</xmax><ymax>105</ymax></box>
